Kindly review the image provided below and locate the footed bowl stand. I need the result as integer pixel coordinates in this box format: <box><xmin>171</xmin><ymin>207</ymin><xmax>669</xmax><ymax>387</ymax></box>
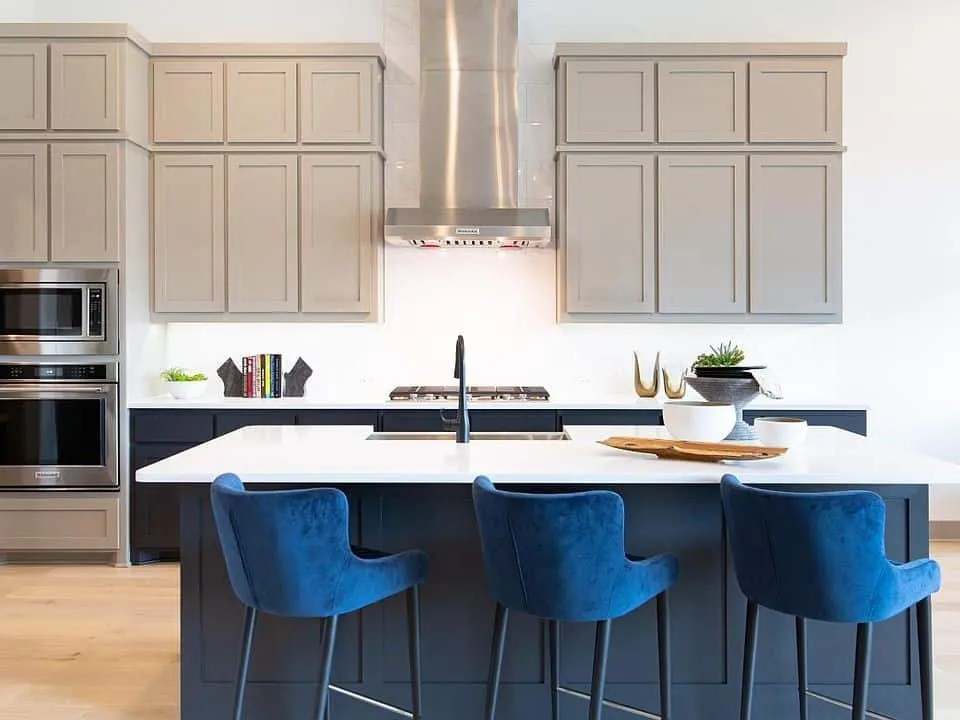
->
<box><xmin>685</xmin><ymin>376</ymin><xmax>760</xmax><ymax>442</ymax></box>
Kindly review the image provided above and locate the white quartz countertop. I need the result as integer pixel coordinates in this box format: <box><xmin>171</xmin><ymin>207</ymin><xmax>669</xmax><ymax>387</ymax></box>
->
<box><xmin>127</xmin><ymin>394</ymin><xmax>868</xmax><ymax>411</ymax></box>
<box><xmin>135</xmin><ymin>425</ymin><xmax>960</xmax><ymax>486</ymax></box>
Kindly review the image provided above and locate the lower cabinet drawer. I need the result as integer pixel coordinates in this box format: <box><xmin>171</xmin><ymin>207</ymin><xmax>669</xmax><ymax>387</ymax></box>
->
<box><xmin>0</xmin><ymin>496</ymin><xmax>120</xmax><ymax>551</ymax></box>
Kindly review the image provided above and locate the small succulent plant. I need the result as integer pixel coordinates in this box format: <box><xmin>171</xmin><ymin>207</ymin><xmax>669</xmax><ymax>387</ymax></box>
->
<box><xmin>694</xmin><ymin>341</ymin><xmax>746</xmax><ymax>367</ymax></box>
<box><xmin>161</xmin><ymin>367</ymin><xmax>208</xmax><ymax>382</ymax></box>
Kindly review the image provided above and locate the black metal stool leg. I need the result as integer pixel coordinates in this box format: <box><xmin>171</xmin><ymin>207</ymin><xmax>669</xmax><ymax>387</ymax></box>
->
<box><xmin>917</xmin><ymin>598</ymin><xmax>933</xmax><ymax>720</ymax></box>
<box><xmin>232</xmin><ymin>606</ymin><xmax>257</xmax><ymax>720</ymax></box>
<box><xmin>484</xmin><ymin>603</ymin><xmax>509</xmax><ymax>720</ymax></box>
<box><xmin>853</xmin><ymin>623</ymin><xmax>873</xmax><ymax>720</ymax></box>
<box><xmin>657</xmin><ymin>591</ymin><xmax>672</xmax><ymax>720</ymax></box>
<box><xmin>549</xmin><ymin>620</ymin><xmax>560</xmax><ymax>720</ymax></box>
<box><xmin>315</xmin><ymin>615</ymin><xmax>339</xmax><ymax>720</ymax></box>
<box><xmin>741</xmin><ymin>601</ymin><xmax>758</xmax><ymax>720</ymax></box>
<box><xmin>407</xmin><ymin>586</ymin><xmax>423</xmax><ymax>719</ymax></box>
<box><xmin>796</xmin><ymin>617</ymin><xmax>808</xmax><ymax>720</ymax></box>
<box><xmin>589</xmin><ymin>620</ymin><xmax>612</xmax><ymax>720</ymax></box>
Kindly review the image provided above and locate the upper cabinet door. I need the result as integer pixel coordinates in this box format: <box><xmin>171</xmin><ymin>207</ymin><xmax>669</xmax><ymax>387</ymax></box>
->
<box><xmin>153</xmin><ymin>60</ymin><xmax>225</xmax><ymax>143</ymax></box>
<box><xmin>749</xmin><ymin>59</ymin><xmax>842</xmax><ymax>143</ymax></box>
<box><xmin>564</xmin><ymin>154</ymin><xmax>655</xmax><ymax>314</ymax></box>
<box><xmin>50</xmin><ymin>42</ymin><xmax>121</xmax><ymax>130</ymax></box>
<box><xmin>50</xmin><ymin>143</ymin><xmax>120</xmax><ymax>262</ymax></box>
<box><xmin>227</xmin><ymin>155</ymin><xmax>299</xmax><ymax>312</ymax></box>
<box><xmin>657</xmin><ymin>61</ymin><xmax>747</xmax><ymax>142</ymax></box>
<box><xmin>300</xmin><ymin>154</ymin><xmax>374</xmax><ymax>313</ymax></box>
<box><xmin>658</xmin><ymin>155</ymin><xmax>747</xmax><ymax>314</ymax></box>
<box><xmin>0</xmin><ymin>144</ymin><xmax>48</xmax><ymax>261</ymax></box>
<box><xmin>0</xmin><ymin>42</ymin><xmax>47</xmax><ymax>130</ymax></box>
<box><xmin>563</xmin><ymin>60</ymin><xmax>655</xmax><ymax>143</ymax></box>
<box><xmin>154</xmin><ymin>155</ymin><xmax>226</xmax><ymax>313</ymax></box>
<box><xmin>299</xmin><ymin>61</ymin><xmax>375</xmax><ymax>144</ymax></box>
<box><xmin>226</xmin><ymin>61</ymin><xmax>298</xmax><ymax>143</ymax></box>
<box><xmin>750</xmin><ymin>154</ymin><xmax>842</xmax><ymax>315</ymax></box>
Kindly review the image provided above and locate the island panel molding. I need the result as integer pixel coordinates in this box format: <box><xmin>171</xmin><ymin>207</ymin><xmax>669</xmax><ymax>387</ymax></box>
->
<box><xmin>555</xmin><ymin>42</ymin><xmax>846</xmax><ymax>324</ymax></box>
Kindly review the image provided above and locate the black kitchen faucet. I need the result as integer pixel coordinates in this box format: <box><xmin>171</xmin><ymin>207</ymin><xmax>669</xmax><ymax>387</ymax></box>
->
<box><xmin>441</xmin><ymin>334</ymin><xmax>470</xmax><ymax>443</ymax></box>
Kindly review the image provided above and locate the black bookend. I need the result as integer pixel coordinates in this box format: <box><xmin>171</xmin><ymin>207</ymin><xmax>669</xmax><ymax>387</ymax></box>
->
<box><xmin>218</xmin><ymin>358</ymin><xmax>245</xmax><ymax>398</ymax></box>
<box><xmin>283</xmin><ymin>357</ymin><xmax>313</xmax><ymax>397</ymax></box>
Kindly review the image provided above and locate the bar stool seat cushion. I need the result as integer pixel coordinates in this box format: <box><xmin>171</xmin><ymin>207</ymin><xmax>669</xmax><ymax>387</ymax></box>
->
<box><xmin>472</xmin><ymin>476</ymin><xmax>679</xmax><ymax>622</ymax></box>
<box><xmin>720</xmin><ymin>475</ymin><xmax>941</xmax><ymax>624</ymax></box>
<box><xmin>211</xmin><ymin>473</ymin><xmax>428</xmax><ymax>619</ymax></box>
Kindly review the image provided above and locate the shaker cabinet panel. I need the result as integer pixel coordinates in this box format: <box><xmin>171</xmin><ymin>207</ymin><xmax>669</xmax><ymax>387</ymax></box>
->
<box><xmin>563</xmin><ymin>154</ymin><xmax>655</xmax><ymax>313</ymax></box>
<box><xmin>299</xmin><ymin>60</ymin><xmax>375</xmax><ymax>144</ymax></box>
<box><xmin>50</xmin><ymin>143</ymin><xmax>121</xmax><ymax>262</ymax></box>
<box><xmin>749</xmin><ymin>154</ymin><xmax>842</xmax><ymax>314</ymax></box>
<box><xmin>153</xmin><ymin>155</ymin><xmax>226</xmax><ymax>312</ymax></box>
<box><xmin>152</xmin><ymin>60</ymin><xmax>224</xmax><ymax>142</ymax></box>
<box><xmin>563</xmin><ymin>60</ymin><xmax>655</xmax><ymax>143</ymax></box>
<box><xmin>300</xmin><ymin>154</ymin><xmax>375</xmax><ymax>313</ymax></box>
<box><xmin>657</xmin><ymin>60</ymin><xmax>746</xmax><ymax>142</ymax></box>
<box><xmin>50</xmin><ymin>42</ymin><xmax>121</xmax><ymax>130</ymax></box>
<box><xmin>0</xmin><ymin>42</ymin><xmax>47</xmax><ymax>129</ymax></box>
<box><xmin>0</xmin><ymin>144</ymin><xmax>48</xmax><ymax>261</ymax></box>
<box><xmin>658</xmin><ymin>155</ymin><xmax>746</xmax><ymax>313</ymax></box>
<box><xmin>749</xmin><ymin>59</ymin><xmax>842</xmax><ymax>143</ymax></box>
<box><xmin>227</xmin><ymin>155</ymin><xmax>299</xmax><ymax>312</ymax></box>
<box><xmin>226</xmin><ymin>61</ymin><xmax>298</xmax><ymax>142</ymax></box>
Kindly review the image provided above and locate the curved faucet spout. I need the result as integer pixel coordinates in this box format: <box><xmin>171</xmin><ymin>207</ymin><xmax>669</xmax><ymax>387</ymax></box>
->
<box><xmin>454</xmin><ymin>335</ymin><xmax>469</xmax><ymax>443</ymax></box>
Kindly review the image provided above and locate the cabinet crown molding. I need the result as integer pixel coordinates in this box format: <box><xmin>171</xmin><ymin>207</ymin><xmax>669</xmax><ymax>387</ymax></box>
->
<box><xmin>553</xmin><ymin>41</ymin><xmax>848</xmax><ymax>65</ymax></box>
<box><xmin>0</xmin><ymin>22</ymin><xmax>150</xmax><ymax>54</ymax></box>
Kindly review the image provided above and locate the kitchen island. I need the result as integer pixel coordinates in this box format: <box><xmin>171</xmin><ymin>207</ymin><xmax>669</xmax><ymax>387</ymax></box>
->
<box><xmin>137</xmin><ymin>425</ymin><xmax>960</xmax><ymax>720</ymax></box>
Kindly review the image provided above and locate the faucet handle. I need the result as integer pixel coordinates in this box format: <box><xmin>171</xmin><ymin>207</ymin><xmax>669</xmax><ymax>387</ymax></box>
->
<box><xmin>440</xmin><ymin>410</ymin><xmax>459</xmax><ymax>431</ymax></box>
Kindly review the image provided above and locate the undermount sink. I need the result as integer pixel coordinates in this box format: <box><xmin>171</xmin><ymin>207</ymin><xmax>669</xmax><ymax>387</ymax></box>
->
<box><xmin>366</xmin><ymin>431</ymin><xmax>572</xmax><ymax>441</ymax></box>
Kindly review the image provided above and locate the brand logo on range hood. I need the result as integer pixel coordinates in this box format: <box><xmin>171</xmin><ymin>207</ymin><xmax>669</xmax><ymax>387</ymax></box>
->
<box><xmin>455</xmin><ymin>227</ymin><xmax>481</xmax><ymax>235</ymax></box>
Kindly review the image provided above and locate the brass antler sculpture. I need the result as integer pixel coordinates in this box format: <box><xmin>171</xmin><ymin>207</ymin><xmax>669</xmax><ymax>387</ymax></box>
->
<box><xmin>633</xmin><ymin>351</ymin><xmax>660</xmax><ymax>398</ymax></box>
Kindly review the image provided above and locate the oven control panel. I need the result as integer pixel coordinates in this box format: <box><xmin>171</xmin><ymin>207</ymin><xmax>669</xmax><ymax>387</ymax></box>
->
<box><xmin>0</xmin><ymin>364</ymin><xmax>113</xmax><ymax>381</ymax></box>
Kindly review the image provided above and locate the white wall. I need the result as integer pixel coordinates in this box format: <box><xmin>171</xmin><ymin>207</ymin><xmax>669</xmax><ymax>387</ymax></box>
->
<box><xmin>0</xmin><ymin>0</ymin><xmax>32</xmax><ymax>17</ymax></box>
<box><xmin>7</xmin><ymin>1</ymin><xmax>959</xmax><ymax>516</ymax></box>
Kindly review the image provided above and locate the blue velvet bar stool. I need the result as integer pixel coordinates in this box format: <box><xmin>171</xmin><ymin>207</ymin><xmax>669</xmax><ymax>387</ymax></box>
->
<box><xmin>210</xmin><ymin>473</ymin><xmax>429</xmax><ymax>720</ymax></box>
<box><xmin>471</xmin><ymin>476</ymin><xmax>679</xmax><ymax>720</ymax></box>
<box><xmin>720</xmin><ymin>474</ymin><xmax>941</xmax><ymax>720</ymax></box>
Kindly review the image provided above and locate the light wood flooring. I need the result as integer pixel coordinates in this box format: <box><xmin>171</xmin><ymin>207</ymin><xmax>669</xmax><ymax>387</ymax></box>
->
<box><xmin>0</xmin><ymin>544</ymin><xmax>958</xmax><ymax>719</ymax></box>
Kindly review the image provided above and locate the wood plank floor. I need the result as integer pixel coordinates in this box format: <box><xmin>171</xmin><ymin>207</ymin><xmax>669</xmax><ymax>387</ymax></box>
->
<box><xmin>0</xmin><ymin>544</ymin><xmax>958</xmax><ymax>719</ymax></box>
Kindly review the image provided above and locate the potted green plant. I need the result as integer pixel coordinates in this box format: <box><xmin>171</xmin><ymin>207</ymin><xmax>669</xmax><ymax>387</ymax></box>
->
<box><xmin>687</xmin><ymin>342</ymin><xmax>765</xmax><ymax>441</ymax></box>
<box><xmin>692</xmin><ymin>341</ymin><xmax>764</xmax><ymax>378</ymax></box>
<box><xmin>161</xmin><ymin>367</ymin><xmax>209</xmax><ymax>399</ymax></box>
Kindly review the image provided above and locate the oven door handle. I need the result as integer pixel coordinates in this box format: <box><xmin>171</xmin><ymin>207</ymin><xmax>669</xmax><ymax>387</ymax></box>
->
<box><xmin>0</xmin><ymin>384</ymin><xmax>113</xmax><ymax>395</ymax></box>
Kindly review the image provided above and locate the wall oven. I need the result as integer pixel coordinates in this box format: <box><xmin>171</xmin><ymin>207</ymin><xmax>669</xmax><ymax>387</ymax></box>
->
<box><xmin>0</xmin><ymin>362</ymin><xmax>118</xmax><ymax>489</ymax></box>
<box><xmin>0</xmin><ymin>268</ymin><xmax>119</xmax><ymax>356</ymax></box>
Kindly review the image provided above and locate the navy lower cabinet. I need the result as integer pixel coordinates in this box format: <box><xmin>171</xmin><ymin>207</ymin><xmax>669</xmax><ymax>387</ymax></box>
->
<box><xmin>559</xmin><ymin>409</ymin><xmax>662</xmax><ymax>428</ymax></box>
<box><xmin>380</xmin><ymin>409</ymin><xmax>558</xmax><ymax>433</ymax></box>
<box><xmin>744</xmin><ymin>409</ymin><xmax>867</xmax><ymax>436</ymax></box>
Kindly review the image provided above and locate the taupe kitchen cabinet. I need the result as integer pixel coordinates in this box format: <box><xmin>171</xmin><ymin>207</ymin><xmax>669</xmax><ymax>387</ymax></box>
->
<box><xmin>152</xmin><ymin>60</ymin><xmax>224</xmax><ymax>142</ymax></box>
<box><xmin>226</xmin><ymin>155</ymin><xmax>299</xmax><ymax>312</ymax></box>
<box><xmin>50</xmin><ymin>143</ymin><xmax>121</xmax><ymax>261</ymax></box>
<box><xmin>657</xmin><ymin>60</ymin><xmax>747</xmax><ymax>142</ymax></box>
<box><xmin>50</xmin><ymin>42</ymin><xmax>122</xmax><ymax>130</ymax></box>
<box><xmin>153</xmin><ymin>154</ymin><xmax>226</xmax><ymax>312</ymax></box>
<box><xmin>300</xmin><ymin>153</ymin><xmax>380</xmax><ymax>313</ymax></box>
<box><xmin>560</xmin><ymin>59</ymin><xmax>655</xmax><ymax>143</ymax></box>
<box><xmin>299</xmin><ymin>60</ymin><xmax>381</xmax><ymax>144</ymax></box>
<box><xmin>0</xmin><ymin>144</ymin><xmax>47</xmax><ymax>261</ymax></box>
<box><xmin>658</xmin><ymin>154</ymin><xmax>747</xmax><ymax>313</ymax></box>
<box><xmin>749</xmin><ymin>59</ymin><xmax>843</xmax><ymax>143</ymax></box>
<box><xmin>0</xmin><ymin>496</ymin><xmax>119</xmax><ymax>551</ymax></box>
<box><xmin>0</xmin><ymin>41</ymin><xmax>47</xmax><ymax>129</ymax></box>
<box><xmin>749</xmin><ymin>154</ymin><xmax>842</xmax><ymax>314</ymax></box>
<box><xmin>226</xmin><ymin>61</ymin><xmax>297</xmax><ymax>143</ymax></box>
<box><xmin>561</xmin><ymin>153</ymin><xmax>655</xmax><ymax>314</ymax></box>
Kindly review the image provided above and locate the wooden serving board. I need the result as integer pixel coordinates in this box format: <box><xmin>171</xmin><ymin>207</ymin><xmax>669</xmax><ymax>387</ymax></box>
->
<box><xmin>599</xmin><ymin>436</ymin><xmax>788</xmax><ymax>463</ymax></box>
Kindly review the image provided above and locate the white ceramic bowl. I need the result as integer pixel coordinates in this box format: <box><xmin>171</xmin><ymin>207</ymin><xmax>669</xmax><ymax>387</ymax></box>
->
<box><xmin>166</xmin><ymin>380</ymin><xmax>208</xmax><ymax>400</ymax></box>
<box><xmin>754</xmin><ymin>417</ymin><xmax>808</xmax><ymax>448</ymax></box>
<box><xmin>662</xmin><ymin>401</ymin><xmax>736</xmax><ymax>443</ymax></box>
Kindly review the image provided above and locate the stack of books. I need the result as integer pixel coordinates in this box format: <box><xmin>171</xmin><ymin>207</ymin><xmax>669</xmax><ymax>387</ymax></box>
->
<box><xmin>241</xmin><ymin>354</ymin><xmax>283</xmax><ymax>398</ymax></box>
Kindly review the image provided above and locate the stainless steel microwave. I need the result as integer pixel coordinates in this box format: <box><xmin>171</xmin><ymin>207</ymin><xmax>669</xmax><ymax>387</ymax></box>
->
<box><xmin>0</xmin><ymin>268</ymin><xmax>119</xmax><ymax>356</ymax></box>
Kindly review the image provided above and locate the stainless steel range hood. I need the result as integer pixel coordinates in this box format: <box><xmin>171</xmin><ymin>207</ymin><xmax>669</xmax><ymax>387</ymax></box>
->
<box><xmin>384</xmin><ymin>0</ymin><xmax>551</xmax><ymax>248</ymax></box>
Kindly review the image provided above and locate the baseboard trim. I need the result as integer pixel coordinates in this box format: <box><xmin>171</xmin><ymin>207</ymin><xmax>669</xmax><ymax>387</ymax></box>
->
<box><xmin>931</xmin><ymin>521</ymin><xmax>960</xmax><ymax>541</ymax></box>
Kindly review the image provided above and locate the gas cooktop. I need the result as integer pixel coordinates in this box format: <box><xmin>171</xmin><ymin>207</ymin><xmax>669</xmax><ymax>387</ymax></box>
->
<box><xmin>389</xmin><ymin>385</ymin><xmax>550</xmax><ymax>401</ymax></box>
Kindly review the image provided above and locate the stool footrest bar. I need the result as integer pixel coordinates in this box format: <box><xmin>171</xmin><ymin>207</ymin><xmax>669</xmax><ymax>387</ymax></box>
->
<box><xmin>805</xmin><ymin>690</ymin><xmax>897</xmax><ymax>720</ymax></box>
<box><xmin>328</xmin><ymin>684</ymin><xmax>414</xmax><ymax>718</ymax></box>
<box><xmin>558</xmin><ymin>685</ymin><xmax>662</xmax><ymax>720</ymax></box>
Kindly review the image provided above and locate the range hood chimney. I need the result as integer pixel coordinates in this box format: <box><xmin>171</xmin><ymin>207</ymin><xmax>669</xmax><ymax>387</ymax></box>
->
<box><xmin>384</xmin><ymin>0</ymin><xmax>552</xmax><ymax>248</ymax></box>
